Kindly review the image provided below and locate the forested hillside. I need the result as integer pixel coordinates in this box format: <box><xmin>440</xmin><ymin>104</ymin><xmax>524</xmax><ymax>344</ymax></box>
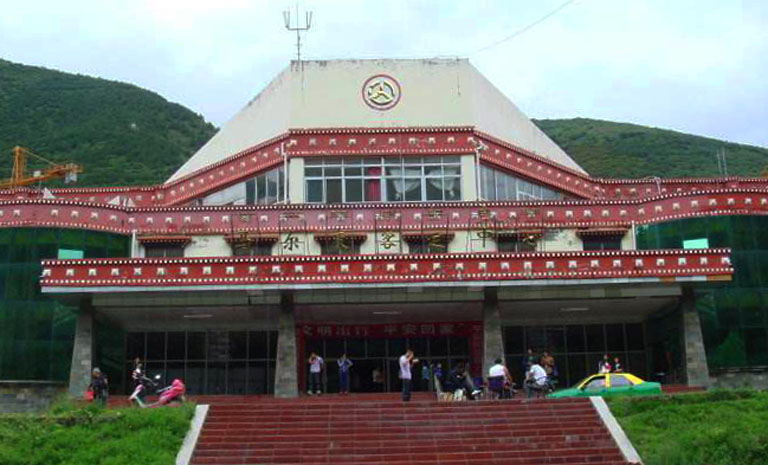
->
<box><xmin>0</xmin><ymin>58</ymin><xmax>216</xmax><ymax>187</ymax></box>
<box><xmin>535</xmin><ymin>118</ymin><xmax>768</xmax><ymax>179</ymax></box>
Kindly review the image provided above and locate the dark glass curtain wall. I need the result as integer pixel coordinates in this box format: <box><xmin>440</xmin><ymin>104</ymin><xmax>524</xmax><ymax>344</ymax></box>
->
<box><xmin>0</xmin><ymin>228</ymin><xmax>129</xmax><ymax>381</ymax></box>
<box><xmin>637</xmin><ymin>216</ymin><xmax>768</xmax><ymax>370</ymax></box>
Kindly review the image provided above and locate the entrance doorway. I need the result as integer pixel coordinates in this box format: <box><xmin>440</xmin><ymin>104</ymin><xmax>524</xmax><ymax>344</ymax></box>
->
<box><xmin>299</xmin><ymin>322</ymin><xmax>482</xmax><ymax>393</ymax></box>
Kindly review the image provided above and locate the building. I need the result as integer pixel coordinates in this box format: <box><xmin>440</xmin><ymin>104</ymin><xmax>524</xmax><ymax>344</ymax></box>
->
<box><xmin>1</xmin><ymin>59</ymin><xmax>766</xmax><ymax>399</ymax></box>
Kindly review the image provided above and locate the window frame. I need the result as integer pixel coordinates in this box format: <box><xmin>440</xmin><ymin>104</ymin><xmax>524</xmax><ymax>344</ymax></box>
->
<box><xmin>305</xmin><ymin>156</ymin><xmax>462</xmax><ymax>204</ymax></box>
<box><xmin>144</xmin><ymin>244</ymin><xmax>185</xmax><ymax>258</ymax></box>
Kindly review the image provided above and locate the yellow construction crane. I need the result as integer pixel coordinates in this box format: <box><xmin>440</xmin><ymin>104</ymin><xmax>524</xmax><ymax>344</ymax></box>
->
<box><xmin>0</xmin><ymin>146</ymin><xmax>82</xmax><ymax>189</ymax></box>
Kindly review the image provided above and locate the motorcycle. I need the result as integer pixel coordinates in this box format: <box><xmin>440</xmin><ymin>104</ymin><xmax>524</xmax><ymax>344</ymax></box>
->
<box><xmin>146</xmin><ymin>378</ymin><xmax>186</xmax><ymax>408</ymax></box>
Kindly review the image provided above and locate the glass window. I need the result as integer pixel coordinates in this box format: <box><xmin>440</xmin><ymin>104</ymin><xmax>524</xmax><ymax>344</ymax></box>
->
<box><xmin>504</xmin><ymin>326</ymin><xmax>524</xmax><ymax>354</ymax></box>
<box><xmin>409</xmin><ymin>337</ymin><xmax>428</xmax><ymax>357</ymax></box>
<box><xmin>586</xmin><ymin>325</ymin><xmax>605</xmax><ymax>353</ymax></box>
<box><xmin>346</xmin><ymin>338</ymin><xmax>366</xmax><ymax>357</ymax></box>
<box><xmin>480</xmin><ymin>164</ymin><xmax>567</xmax><ymax>201</ymax></box>
<box><xmin>567</xmin><ymin>355</ymin><xmax>587</xmax><ymax>385</ymax></box>
<box><xmin>388</xmin><ymin>338</ymin><xmax>407</xmax><ymax>356</ymax></box>
<box><xmin>187</xmin><ymin>332</ymin><xmax>206</xmax><ymax>360</ymax></box>
<box><xmin>368</xmin><ymin>339</ymin><xmax>386</xmax><ymax>357</ymax></box>
<box><xmin>345</xmin><ymin>179</ymin><xmax>363</xmax><ymax>202</ymax></box>
<box><xmin>606</xmin><ymin>324</ymin><xmax>625</xmax><ymax>352</ymax></box>
<box><xmin>325</xmin><ymin>338</ymin><xmax>345</xmax><ymax>357</ymax></box>
<box><xmin>249</xmin><ymin>331</ymin><xmax>269</xmax><ymax>359</ymax></box>
<box><xmin>200</xmin><ymin>166</ymin><xmax>284</xmax><ymax>206</ymax></box>
<box><xmin>245</xmin><ymin>178</ymin><xmax>255</xmax><ymax>205</ymax></box>
<box><xmin>146</xmin><ymin>333</ymin><xmax>166</xmax><ymax>360</ymax></box>
<box><xmin>125</xmin><ymin>331</ymin><xmax>278</xmax><ymax>395</ymax></box>
<box><xmin>498</xmin><ymin>237</ymin><xmax>537</xmax><ymax>252</ymax></box>
<box><xmin>307</xmin><ymin>179</ymin><xmax>323</xmax><ymax>202</ymax></box>
<box><xmin>480</xmin><ymin>165</ymin><xmax>496</xmax><ymax>200</ymax></box>
<box><xmin>228</xmin><ymin>362</ymin><xmax>247</xmax><ymax>394</ymax></box>
<box><xmin>610</xmin><ymin>375</ymin><xmax>632</xmax><ymax>387</ymax></box>
<box><xmin>545</xmin><ymin>327</ymin><xmax>566</xmax><ymax>353</ymax></box>
<box><xmin>268</xmin><ymin>331</ymin><xmax>278</xmax><ymax>359</ymax></box>
<box><xmin>248</xmin><ymin>361</ymin><xmax>269</xmax><ymax>394</ymax></box>
<box><xmin>126</xmin><ymin>333</ymin><xmax>145</xmax><ymax>361</ymax></box>
<box><xmin>326</xmin><ymin>179</ymin><xmax>342</xmax><ymax>203</ymax></box>
<box><xmin>229</xmin><ymin>332</ymin><xmax>248</xmax><ymax>359</ymax></box>
<box><xmin>745</xmin><ymin>328</ymin><xmax>768</xmax><ymax>366</ymax></box>
<box><xmin>167</xmin><ymin>332</ymin><xmax>186</xmax><ymax>360</ymax></box>
<box><xmin>207</xmin><ymin>362</ymin><xmax>226</xmax><ymax>394</ymax></box>
<box><xmin>144</xmin><ymin>244</ymin><xmax>185</xmax><ymax>258</ymax></box>
<box><xmin>232</xmin><ymin>243</ymin><xmax>273</xmax><ymax>256</ymax></box>
<box><xmin>449</xmin><ymin>336</ymin><xmax>469</xmax><ymax>356</ymax></box>
<box><xmin>584</xmin><ymin>376</ymin><xmax>606</xmax><ymax>390</ymax></box>
<box><xmin>582</xmin><ymin>236</ymin><xmax>623</xmax><ymax>251</ymax></box>
<box><xmin>185</xmin><ymin>362</ymin><xmax>205</xmax><ymax>395</ymax></box>
<box><xmin>566</xmin><ymin>326</ymin><xmax>586</xmax><ymax>353</ymax></box>
<box><xmin>305</xmin><ymin>156</ymin><xmax>462</xmax><ymax>203</ymax></box>
<box><xmin>408</xmin><ymin>237</ymin><xmax>450</xmax><ymax>254</ymax></box>
<box><xmin>626</xmin><ymin>324</ymin><xmax>644</xmax><ymax>351</ymax></box>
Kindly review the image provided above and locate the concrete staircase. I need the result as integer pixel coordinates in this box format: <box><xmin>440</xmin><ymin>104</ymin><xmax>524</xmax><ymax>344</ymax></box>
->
<box><xmin>189</xmin><ymin>394</ymin><xmax>632</xmax><ymax>465</ymax></box>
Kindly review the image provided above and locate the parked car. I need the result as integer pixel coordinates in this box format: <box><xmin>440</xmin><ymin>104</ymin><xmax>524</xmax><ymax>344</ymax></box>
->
<box><xmin>547</xmin><ymin>373</ymin><xmax>662</xmax><ymax>398</ymax></box>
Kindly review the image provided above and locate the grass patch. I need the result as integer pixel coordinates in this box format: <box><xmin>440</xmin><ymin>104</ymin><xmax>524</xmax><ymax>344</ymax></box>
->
<box><xmin>0</xmin><ymin>400</ymin><xmax>194</xmax><ymax>465</ymax></box>
<box><xmin>607</xmin><ymin>389</ymin><xmax>768</xmax><ymax>465</ymax></box>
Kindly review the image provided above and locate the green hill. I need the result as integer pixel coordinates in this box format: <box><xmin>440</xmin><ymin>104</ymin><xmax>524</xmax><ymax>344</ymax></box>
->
<box><xmin>0</xmin><ymin>58</ymin><xmax>216</xmax><ymax>187</ymax></box>
<box><xmin>534</xmin><ymin>118</ymin><xmax>768</xmax><ymax>179</ymax></box>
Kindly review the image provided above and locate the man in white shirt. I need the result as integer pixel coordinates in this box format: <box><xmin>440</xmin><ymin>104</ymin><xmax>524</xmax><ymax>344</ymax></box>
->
<box><xmin>488</xmin><ymin>358</ymin><xmax>512</xmax><ymax>399</ymax></box>
<box><xmin>308</xmin><ymin>352</ymin><xmax>324</xmax><ymax>395</ymax></box>
<box><xmin>399</xmin><ymin>349</ymin><xmax>418</xmax><ymax>401</ymax></box>
<box><xmin>524</xmin><ymin>356</ymin><xmax>549</xmax><ymax>399</ymax></box>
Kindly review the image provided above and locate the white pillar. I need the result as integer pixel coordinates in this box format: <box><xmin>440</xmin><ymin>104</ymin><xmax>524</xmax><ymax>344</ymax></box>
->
<box><xmin>460</xmin><ymin>154</ymin><xmax>478</xmax><ymax>201</ymax></box>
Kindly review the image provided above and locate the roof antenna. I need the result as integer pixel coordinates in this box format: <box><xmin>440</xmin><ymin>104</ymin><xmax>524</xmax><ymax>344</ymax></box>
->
<box><xmin>283</xmin><ymin>4</ymin><xmax>312</xmax><ymax>63</ymax></box>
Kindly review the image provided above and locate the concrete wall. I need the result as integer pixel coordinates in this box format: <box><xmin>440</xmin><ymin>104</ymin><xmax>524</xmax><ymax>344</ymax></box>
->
<box><xmin>133</xmin><ymin>229</ymin><xmax>641</xmax><ymax>258</ymax></box>
<box><xmin>460</xmin><ymin>154</ymin><xmax>478</xmax><ymax>201</ymax></box>
<box><xmin>621</xmin><ymin>230</ymin><xmax>635</xmax><ymax>250</ymax></box>
<box><xmin>185</xmin><ymin>236</ymin><xmax>232</xmax><ymax>257</ymax></box>
<box><xmin>0</xmin><ymin>381</ymin><xmax>66</xmax><ymax>413</ymax></box>
<box><xmin>541</xmin><ymin>229</ymin><xmax>582</xmax><ymax>252</ymax></box>
<box><xmin>466</xmin><ymin>63</ymin><xmax>584</xmax><ymax>173</ymax></box>
<box><xmin>288</xmin><ymin>157</ymin><xmax>305</xmax><ymax>203</ymax></box>
<box><xmin>710</xmin><ymin>371</ymin><xmax>768</xmax><ymax>390</ymax></box>
<box><xmin>279</xmin><ymin>232</ymin><xmax>321</xmax><ymax>256</ymax></box>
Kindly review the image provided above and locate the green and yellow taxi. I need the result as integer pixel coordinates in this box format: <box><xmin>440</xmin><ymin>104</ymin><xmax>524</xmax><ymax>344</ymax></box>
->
<box><xmin>547</xmin><ymin>372</ymin><xmax>662</xmax><ymax>399</ymax></box>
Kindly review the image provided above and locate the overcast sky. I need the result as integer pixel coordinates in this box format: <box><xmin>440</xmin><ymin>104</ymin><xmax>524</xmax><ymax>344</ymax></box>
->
<box><xmin>1</xmin><ymin>0</ymin><xmax>766</xmax><ymax>147</ymax></box>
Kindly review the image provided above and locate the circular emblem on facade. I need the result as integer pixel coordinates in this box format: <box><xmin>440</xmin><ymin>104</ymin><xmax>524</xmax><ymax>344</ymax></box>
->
<box><xmin>362</xmin><ymin>74</ymin><xmax>401</xmax><ymax>110</ymax></box>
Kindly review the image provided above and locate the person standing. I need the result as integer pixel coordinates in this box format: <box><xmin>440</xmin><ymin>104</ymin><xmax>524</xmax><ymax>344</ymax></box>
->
<box><xmin>89</xmin><ymin>367</ymin><xmax>108</xmax><ymax>405</ymax></box>
<box><xmin>337</xmin><ymin>354</ymin><xmax>353</xmax><ymax>395</ymax></box>
<box><xmin>399</xmin><ymin>349</ymin><xmax>418</xmax><ymax>402</ymax></box>
<box><xmin>521</xmin><ymin>348</ymin><xmax>535</xmax><ymax>374</ymax></box>
<box><xmin>598</xmin><ymin>354</ymin><xmax>612</xmax><ymax>374</ymax></box>
<box><xmin>612</xmin><ymin>357</ymin><xmax>623</xmax><ymax>373</ymax></box>
<box><xmin>372</xmin><ymin>366</ymin><xmax>384</xmax><ymax>392</ymax></box>
<box><xmin>308</xmin><ymin>352</ymin><xmax>324</xmax><ymax>395</ymax></box>
<box><xmin>421</xmin><ymin>361</ymin><xmax>432</xmax><ymax>391</ymax></box>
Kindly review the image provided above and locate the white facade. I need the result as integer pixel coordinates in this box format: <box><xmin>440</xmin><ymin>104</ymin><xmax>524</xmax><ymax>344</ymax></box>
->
<box><xmin>169</xmin><ymin>59</ymin><xmax>585</xmax><ymax>182</ymax></box>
